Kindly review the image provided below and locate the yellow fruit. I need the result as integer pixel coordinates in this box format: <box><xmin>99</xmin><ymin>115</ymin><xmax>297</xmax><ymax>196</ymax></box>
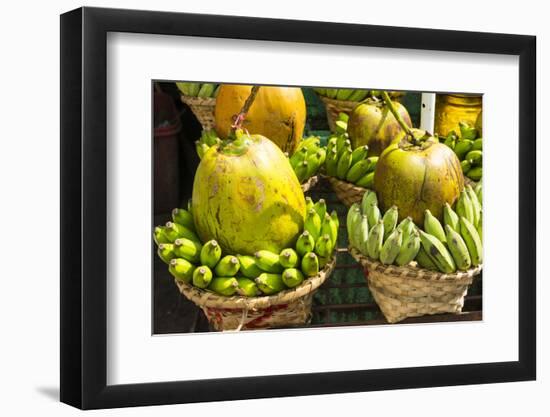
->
<box><xmin>214</xmin><ymin>85</ymin><xmax>306</xmax><ymax>154</ymax></box>
<box><xmin>192</xmin><ymin>131</ymin><xmax>306</xmax><ymax>255</ymax></box>
<box><xmin>347</xmin><ymin>99</ymin><xmax>412</xmax><ymax>156</ymax></box>
<box><xmin>374</xmin><ymin>128</ymin><xmax>464</xmax><ymax>226</ymax></box>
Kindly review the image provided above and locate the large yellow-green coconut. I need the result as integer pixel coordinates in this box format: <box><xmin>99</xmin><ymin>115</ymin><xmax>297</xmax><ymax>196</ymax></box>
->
<box><xmin>347</xmin><ymin>98</ymin><xmax>412</xmax><ymax>156</ymax></box>
<box><xmin>192</xmin><ymin>131</ymin><xmax>306</xmax><ymax>255</ymax></box>
<box><xmin>374</xmin><ymin>128</ymin><xmax>464</xmax><ymax>226</ymax></box>
<box><xmin>214</xmin><ymin>85</ymin><xmax>306</xmax><ymax>154</ymax></box>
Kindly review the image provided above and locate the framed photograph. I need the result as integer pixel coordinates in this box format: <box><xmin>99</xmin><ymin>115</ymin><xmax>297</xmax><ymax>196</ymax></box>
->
<box><xmin>60</xmin><ymin>6</ymin><xmax>536</xmax><ymax>410</ymax></box>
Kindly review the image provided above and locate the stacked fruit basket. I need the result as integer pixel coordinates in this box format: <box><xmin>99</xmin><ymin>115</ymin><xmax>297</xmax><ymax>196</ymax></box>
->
<box><xmin>154</xmin><ymin>83</ymin><xmax>483</xmax><ymax>331</ymax></box>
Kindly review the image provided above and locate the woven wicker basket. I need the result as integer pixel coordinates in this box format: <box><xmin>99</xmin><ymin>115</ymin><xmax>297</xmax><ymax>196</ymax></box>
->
<box><xmin>300</xmin><ymin>175</ymin><xmax>319</xmax><ymax>193</ymax></box>
<box><xmin>174</xmin><ymin>257</ymin><xmax>336</xmax><ymax>331</ymax></box>
<box><xmin>349</xmin><ymin>247</ymin><xmax>482</xmax><ymax>323</ymax></box>
<box><xmin>180</xmin><ymin>95</ymin><xmax>216</xmax><ymax>130</ymax></box>
<box><xmin>325</xmin><ymin>175</ymin><xmax>369</xmax><ymax>207</ymax></box>
<box><xmin>318</xmin><ymin>96</ymin><xmax>359</xmax><ymax>132</ymax></box>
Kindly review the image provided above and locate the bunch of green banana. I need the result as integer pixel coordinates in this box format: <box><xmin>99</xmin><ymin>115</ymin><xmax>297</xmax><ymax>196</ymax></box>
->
<box><xmin>325</xmin><ymin>113</ymin><xmax>377</xmax><ymax>187</ymax></box>
<box><xmin>438</xmin><ymin>122</ymin><xmax>482</xmax><ymax>182</ymax></box>
<box><xmin>175</xmin><ymin>82</ymin><xmax>220</xmax><ymax>98</ymax></box>
<box><xmin>288</xmin><ymin>136</ymin><xmax>326</xmax><ymax>183</ymax></box>
<box><xmin>346</xmin><ymin>190</ymin><xmax>420</xmax><ymax>266</ymax></box>
<box><xmin>415</xmin><ymin>187</ymin><xmax>483</xmax><ymax>272</ymax></box>
<box><xmin>153</xmin><ymin>198</ymin><xmax>338</xmax><ymax>297</ymax></box>
<box><xmin>312</xmin><ymin>88</ymin><xmax>401</xmax><ymax>102</ymax></box>
<box><xmin>194</xmin><ymin>129</ymin><xmax>222</xmax><ymax>160</ymax></box>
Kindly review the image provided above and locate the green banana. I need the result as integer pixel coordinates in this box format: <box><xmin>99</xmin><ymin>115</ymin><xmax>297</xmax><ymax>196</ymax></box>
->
<box><xmin>171</xmin><ymin>208</ymin><xmax>195</xmax><ymax>231</ymax></box>
<box><xmin>348</xmin><ymin>208</ymin><xmax>364</xmax><ymax>249</ymax></box>
<box><xmin>382</xmin><ymin>205</ymin><xmax>398</xmax><ymax>240</ymax></box>
<box><xmin>169</xmin><ymin>258</ymin><xmax>196</xmax><ymax>283</ymax></box>
<box><xmin>325</xmin><ymin>88</ymin><xmax>338</xmax><ymax>99</ymax></box>
<box><xmin>475</xmin><ymin>180</ymin><xmax>483</xmax><ymax>203</ymax></box>
<box><xmin>282</xmin><ymin>268</ymin><xmax>305</xmax><ymax>288</ymax></box>
<box><xmin>330</xmin><ymin>210</ymin><xmax>340</xmax><ymax>229</ymax></box>
<box><xmin>153</xmin><ymin>226</ymin><xmax>169</xmax><ymax>245</ymax></box>
<box><xmin>188</xmin><ymin>83</ymin><xmax>201</xmax><ymax>96</ymax></box>
<box><xmin>254</xmin><ymin>250</ymin><xmax>284</xmax><ymax>273</ymax></box>
<box><xmin>366</xmin><ymin>220</ymin><xmax>384</xmax><ymax>260</ymax></box>
<box><xmin>459</xmin><ymin>217</ymin><xmax>483</xmax><ymax>266</ymax></box>
<box><xmin>157</xmin><ymin>243</ymin><xmax>176</xmax><ymax>264</ymax></box>
<box><xmin>461</xmin><ymin>160</ymin><xmax>471</xmax><ymax>174</ymax></box>
<box><xmin>356</xmin><ymin>172</ymin><xmax>375</xmax><ymax>188</ymax></box>
<box><xmin>335</xmin><ymin>120</ymin><xmax>348</xmax><ymax>134</ymax></box>
<box><xmin>326</xmin><ymin>137</ymin><xmax>338</xmax><ymax>155</ymax></box>
<box><xmin>415</xmin><ymin>246</ymin><xmax>438</xmax><ymax>271</ymax></box>
<box><xmin>255</xmin><ymin>273</ymin><xmax>286</xmax><ymax>295</ymax></box>
<box><xmin>443</xmin><ymin>132</ymin><xmax>457</xmax><ymax>149</ymax></box>
<box><xmin>337</xmin><ymin>112</ymin><xmax>349</xmax><ymax>122</ymax></box>
<box><xmin>208</xmin><ymin>277</ymin><xmax>239</xmax><ymax>296</ymax></box>
<box><xmin>465</xmin><ymin>150</ymin><xmax>483</xmax><ymax>166</ymax></box>
<box><xmin>200</xmin><ymin>129</ymin><xmax>220</xmax><ymax>147</ymax></box>
<box><xmin>279</xmin><ymin>248</ymin><xmax>299</xmax><ymax>269</ymax></box>
<box><xmin>236</xmin><ymin>254</ymin><xmax>263</xmax><ymax>279</ymax></box>
<box><xmin>459</xmin><ymin>121</ymin><xmax>478</xmax><ymax>140</ymax></box>
<box><xmin>467</xmin><ymin>167</ymin><xmax>482</xmax><ymax>181</ymax></box>
<box><xmin>316</xmin><ymin>148</ymin><xmax>326</xmax><ymax>167</ymax></box>
<box><xmin>350</xmin><ymin>145</ymin><xmax>369</xmax><ymax>166</ymax></box>
<box><xmin>301</xmin><ymin>252</ymin><xmax>320</xmax><ymax>277</ymax></box>
<box><xmin>363</xmin><ymin>156</ymin><xmax>379</xmax><ymax>172</ymax></box>
<box><xmin>294</xmin><ymin>160</ymin><xmax>309</xmax><ymax>183</ymax></box>
<box><xmin>336</xmin><ymin>137</ymin><xmax>350</xmax><ymax>160</ymax></box>
<box><xmin>336</xmin><ymin>147</ymin><xmax>352</xmax><ymax>179</ymax></box>
<box><xmin>336</xmin><ymin>88</ymin><xmax>354</xmax><ymax>100</ymax></box>
<box><xmin>366</xmin><ymin>202</ymin><xmax>381</xmax><ymax>230</ymax></box>
<box><xmin>197</xmin><ymin>83</ymin><xmax>216</xmax><ymax>98</ymax></box>
<box><xmin>456</xmin><ymin>189</ymin><xmax>474</xmax><ymax>225</ymax></box>
<box><xmin>214</xmin><ymin>255</ymin><xmax>240</xmax><ymax>277</ymax></box>
<box><xmin>313</xmin><ymin>199</ymin><xmax>327</xmax><ymax>220</ymax></box>
<box><xmin>454</xmin><ymin>140</ymin><xmax>473</xmax><ymax>160</ymax></box>
<box><xmin>443</xmin><ymin>203</ymin><xmax>460</xmax><ymax>232</ymax></box>
<box><xmin>321</xmin><ymin>213</ymin><xmax>338</xmax><ymax>245</ymax></box>
<box><xmin>445</xmin><ymin>225</ymin><xmax>471</xmax><ymax>271</ymax></box>
<box><xmin>296</xmin><ymin>231</ymin><xmax>315</xmax><ymax>257</ymax></box>
<box><xmin>424</xmin><ymin>209</ymin><xmax>447</xmax><ymax>243</ymax></box>
<box><xmin>397</xmin><ymin>217</ymin><xmax>416</xmax><ymax>244</ymax></box>
<box><xmin>315</xmin><ymin>234</ymin><xmax>334</xmax><ymax>258</ymax></box>
<box><xmin>192</xmin><ymin>265</ymin><xmax>213</xmax><ymax>289</ymax></box>
<box><xmin>175</xmin><ymin>82</ymin><xmax>192</xmax><ymax>95</ymax></box>
<box><xmin>477</xmin><ymin>211</ymin><xmax>483</xmax><ymax>242</ymax></box>
<box><xmin>305</xmin><ymin>208</ymin><xmax>322</xmax><ymax>241</ymax></box>
<box><xmin>472</xmin><ymin>138</ymin><xmax>483</xmax><ymax>151</ymax></box>
<box><xmin>173</xmin><ymin>238</ymin><xmax>202</xmax><ymax>263</ymax></box>
<box><xmin>213</xmin><ymin>85</ymin><xmax>221</xmax><ymax>97</ymax></box>
<box><xmin>306</xmin><ymin>152</ymin><xmax>321</xmax><ymax>177</ymax></box>
<box><xmin>305</xmin><ymin>196</ymin><xmax>314</xmax><ymax>212</ymax></box>
<box><xmin>346</xmin><ymin>159</ymin><xmax>371</xmax><ymax>183</ymax></box>
<box><xmin>348</xmin><ymin>89</ymin><xmax>369</xmax><ymax>101</ymax></box>
<box><xmin>466</xmin><ymin>184</ymin><xmax>481</xmax><ymax>227</ymax></box>
<box><xmin>289</xmin><ymin>147</ymin><xmax>308</xmax><ymax>168</ymax></box>
<box><xmin>418</xmin><ymin>230</ymin><xmax>456</xmax><ymax>273</ymax></box>
<box><xmin>361</xmin><ymin>190</ymin><xmax>378</xmax><ymax>215</ymax></box>
<box><xmin>325</xmin><ymin>148</ymin><xmax>339</xmax><ymax>177</ymax></box>
<box><xmin>164</xmin><ymin>221</ymin><xmax>200</xmax><ymax>243</ymax></box>
<box><xmin>354</xmin><ymin>215</ymin><xmax>370</xmax><ymax>254</ymax></box>
<box><xmin>379</xmin><ymin>228</ymin><xmax>403</xmax><ymax>265</ymax></box>
<box><xmin>313</xmin><ymin>87</ymin><xmax>327</xmax><ymax>96</ymax></box>
<box><xmin>395</xmin><ymin>231</ymin><xmax>421</xmax><ymax>266</ymax></box>
<box><xmin>200</xmin><ymin>240</ymin><xmax>222</xmax><ymax>269</ymax></box>
<box><xmin>236</xmin><ymin>277</ymin><xmax>261</xmax><ymax>297</ymax></box>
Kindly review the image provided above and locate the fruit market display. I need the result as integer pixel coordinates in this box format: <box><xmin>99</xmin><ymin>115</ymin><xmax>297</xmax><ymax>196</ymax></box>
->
<box><xmin>176</xmin><ymin>82</ymin><xmax>220</xmax><ymax>98</ymax></box>
<box><xmin>312</xmin><ymin>88</ymin><xmax>403</xmax><ymax>102</ymax></box>
<box><xmin>438</xmin><ymin>121</ymin><xmax>483</xmax><ymax>182</ymax></box>
<box><xmin>324</xmin><ymin>113</ymin><xmax>378</xmax><ymax>188</ymax></box>
<box><xmin>288</xmin><ymin>136</ymin><xmax>326</xmax><ymax>184</ymax></box>
<box><xmin>348</xmin><ymin>186</ymin><xmax>482</xmax><ymax>273</ymax></box>
<box><xmin>153</xmin><ymin>194</ymin><xmax>338</xmax><ymax>297</ymax></box>
<box><xmin>214</xmin><ymin>85</ymin><xmax>306</xmax><ymax>154</ymax></box>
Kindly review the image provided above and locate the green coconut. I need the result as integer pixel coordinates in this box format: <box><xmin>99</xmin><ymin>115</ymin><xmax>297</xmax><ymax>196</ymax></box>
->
<box><xmin>347</xmin><ymin>98</ymin><xmax>412</xmax><ymax>156</ymax></box>
<box><xmin>374</xmin><ymin>128</ymin><xmax>464</xmax><ymax>226</ymax></box>
<box><xmin>192</xmin><ymin>131</ymin><xmax>306</xmax><ymax>255</ymax></box>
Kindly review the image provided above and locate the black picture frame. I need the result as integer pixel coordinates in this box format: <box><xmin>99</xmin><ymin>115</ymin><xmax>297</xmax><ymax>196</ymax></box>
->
<box><xmin>60</xmin><ymin>6</ymin><xmax>536</xmax><ymax>410</ymax></box>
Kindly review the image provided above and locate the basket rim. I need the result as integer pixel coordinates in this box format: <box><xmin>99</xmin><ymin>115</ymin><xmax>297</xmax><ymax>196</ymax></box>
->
<box><xmin>300</xmin><ymin>175</ymin><xmax>319</xmax><ymax>193</ymax></box>
<box><xmin>349</xmin><ymin>247</ymin><xmax>482</xmax><ymax>282</ymax></box>
<box><xmin>318</xmin><ymin>95</ymin><xmax>360</xmax><ymax>109</ymax></box>
<box><xmin>175</xmin><ymin>256</ymin><xmax>336</xmax><ymax>310</ymax></box>
<box><xmin>180</xmin><ymin>94</ymin><xmax>216</xmax><ymax>106</ymax></box>
<box><xmin>324</xmin><ymin>174</ymin><xmax>369</xmax><ymax>194</ymax></box>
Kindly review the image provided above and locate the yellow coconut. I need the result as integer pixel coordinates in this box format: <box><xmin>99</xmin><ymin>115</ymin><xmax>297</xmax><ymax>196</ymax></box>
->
<box><xmin>347</xmin><ymin>98</ymin><xmax>412</xmax><ymax>156</ymax></box>
<box><xmin>374</xmin><ymin>129</ymin><xmax>464</xmax><ymax>225</ymax></box>
<box><xmin>214</xmin><ymin>85</ymin><xmax>306</xmax><ymax>154</ymax></box>
<box><xmin>192</xmin><ymin>131</ymin><xmax>306</xmax><ymax>255</ymax></box>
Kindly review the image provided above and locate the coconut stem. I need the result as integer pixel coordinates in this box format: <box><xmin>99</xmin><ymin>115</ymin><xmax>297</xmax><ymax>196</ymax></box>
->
<box><xmin>231</xmin><ymin>85</ymin><xmax>261</xmax><ymax>132</ymax></box>
<box><xmin>381</xmin><ymin>91</ymin><xmax>413</xmax><ymax>138</ymax></box>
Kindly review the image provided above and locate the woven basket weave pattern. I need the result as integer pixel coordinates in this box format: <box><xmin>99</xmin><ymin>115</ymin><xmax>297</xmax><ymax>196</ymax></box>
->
<box><xmin>325</xmin><ymin>175</ymin><xmax>368</xmax><ymax>207</ymax></box>
<box><xmin>349</xmin><ymin>247</ymin><xmax>481</xmax><ymax>323</ymax></box>
<box><xmin>180</xmin><ymin>95</ymin><xmax>216</xmax><ymax>130</ymax></box>
<box><xmin>175</xmin><ymin>257</ymin><xmax>336</xmax><ymax>331</ymax></box>
<box><xmin>319</xmin><ymin>96</ymin><xmax>358</xmax><ymax>132</ymax></box>
<box><xmin>301</xmin><ymin>175</ymin><xmax>319</xmax><ymax>193</ymax></box>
